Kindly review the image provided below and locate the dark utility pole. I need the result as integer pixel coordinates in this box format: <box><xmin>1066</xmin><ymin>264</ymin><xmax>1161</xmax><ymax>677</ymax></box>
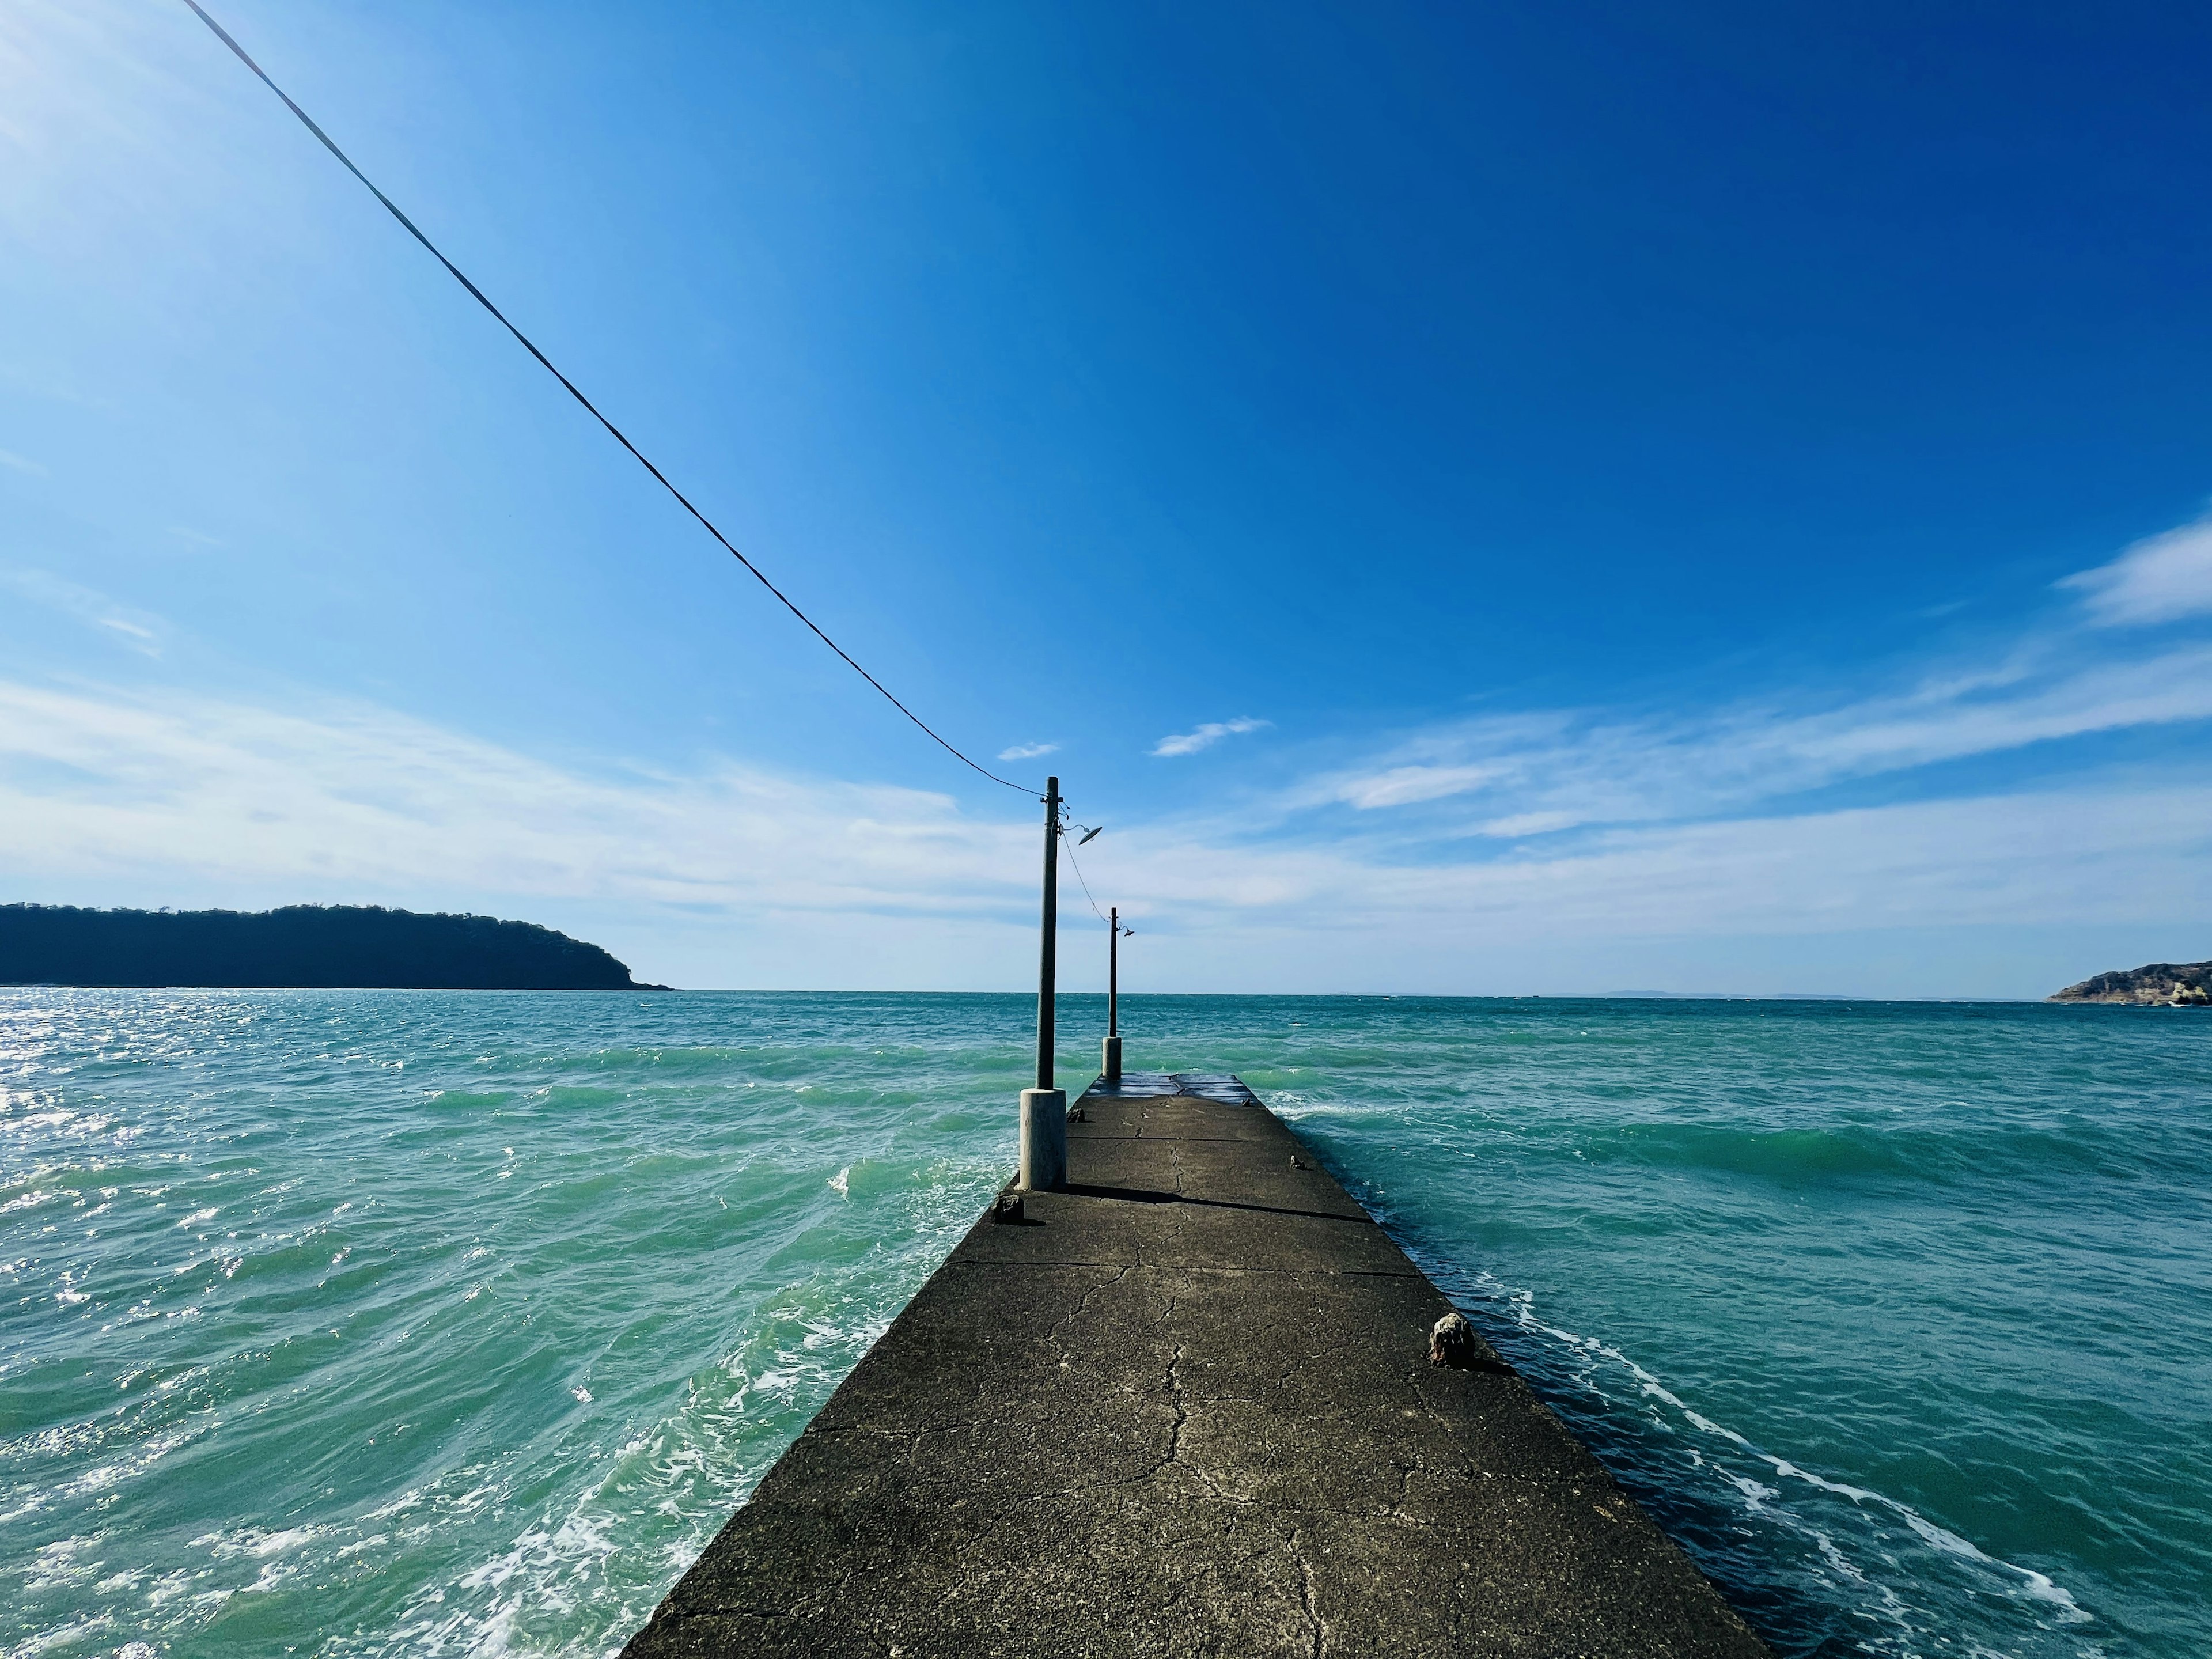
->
<box><xmin>1102</xmin><ymin>903</ymin><xmax>1125</xmax><ymax>1086</ymax></box>
<box><xmin>1021</xmin><ymin>777</ymin><xmax>1070</xmax><ymax>1188</ymax></box>
<box><xmin>1109</xmin><ymin>906</ymin><xmax>1119</xmax><ymax>1037</ymax></box>
<box><xmin>1036</xmin><ymin>776</ymin><xmax>1059</xmax><ymax>1092</ymax></box>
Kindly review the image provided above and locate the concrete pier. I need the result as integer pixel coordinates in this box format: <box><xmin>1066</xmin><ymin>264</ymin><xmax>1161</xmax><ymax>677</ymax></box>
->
<box><xmin>623</xmin><ymin>1071</ymin><xmax>1771</xmax><ymax>1658</ymax></box>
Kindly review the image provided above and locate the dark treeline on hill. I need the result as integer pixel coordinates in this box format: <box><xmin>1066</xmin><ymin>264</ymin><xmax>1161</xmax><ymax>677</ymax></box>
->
<box><xmin>0</xmin><ymin>904</ymin><xmax>663</xmax><ymax>990</ymax></box>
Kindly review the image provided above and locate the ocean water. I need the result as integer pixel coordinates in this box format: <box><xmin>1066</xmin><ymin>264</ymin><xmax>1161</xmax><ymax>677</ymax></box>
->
<box><xmin>2</xmin><ymin>991</ymin><xmax>2205</xmax><ymax>1658</ymax></box>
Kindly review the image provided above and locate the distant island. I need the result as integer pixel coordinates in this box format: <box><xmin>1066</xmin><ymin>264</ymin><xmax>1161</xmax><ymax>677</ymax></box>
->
<box><xmin>2049</xmin><ymin>959</ymin><xmax>2210</xmax><ymax>1006</ymax></box>
<box><xmin>0</xmin><ymin>904</ymin><xmax>664</xmax><ymax>990</ymax></box>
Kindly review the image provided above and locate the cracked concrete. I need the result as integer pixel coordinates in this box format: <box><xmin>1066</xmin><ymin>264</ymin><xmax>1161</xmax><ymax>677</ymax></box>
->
<box><xmin>620</xmin><ymin>1080</ymin><xmax>1771</xmax><ymax>1659</ymax></box>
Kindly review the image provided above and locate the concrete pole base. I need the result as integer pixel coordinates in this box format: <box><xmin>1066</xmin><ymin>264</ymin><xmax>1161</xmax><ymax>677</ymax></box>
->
<box><xmin>1020</xmin><ymin>1088</ymin><xmax>1069</xmax><ymax>1191</ymax></box>
<box><xmin>1102</xmin><ymin>1035</ymin><xmax>1123</xmax><ymax>1085</ymax></box>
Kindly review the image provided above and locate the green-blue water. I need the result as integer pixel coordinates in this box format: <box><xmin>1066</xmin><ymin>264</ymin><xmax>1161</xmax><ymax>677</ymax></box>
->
<box><xmin>3</xmin><ymin>991</ymin><xmax>2205</xmax><ymax>1657</ymax></box>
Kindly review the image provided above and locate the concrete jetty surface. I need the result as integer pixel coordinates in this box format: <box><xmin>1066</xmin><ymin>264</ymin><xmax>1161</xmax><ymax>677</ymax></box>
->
<box><xmin>623</xmin><ymin>1073</ymin><xmax>1770</xmax><ymax>1658</ymax></box>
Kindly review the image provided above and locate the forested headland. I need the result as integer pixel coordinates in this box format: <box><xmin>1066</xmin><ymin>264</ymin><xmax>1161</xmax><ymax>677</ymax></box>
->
<box><xmin>0</xmin><ymin>904</ymin><xmax>661</xmax><ymax>990</ymax></box>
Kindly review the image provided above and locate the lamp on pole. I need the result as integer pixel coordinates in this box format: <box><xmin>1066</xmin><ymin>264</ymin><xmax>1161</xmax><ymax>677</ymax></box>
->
<box><xmin>1020</xmin><ymin>777</ymin><xmax>1067</xmax><ymax>1190</ymax></box>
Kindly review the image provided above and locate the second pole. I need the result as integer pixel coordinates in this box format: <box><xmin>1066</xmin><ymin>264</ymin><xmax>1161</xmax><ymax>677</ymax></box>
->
<box><xmin>1103</xmin><ymin>905</ymin><xmax>1123</xmax><ymax>1085</ymax></box>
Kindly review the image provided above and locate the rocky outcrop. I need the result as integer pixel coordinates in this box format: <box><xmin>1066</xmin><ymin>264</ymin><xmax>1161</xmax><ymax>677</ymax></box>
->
<box><xmin>2049</xmin><ymin>960</ymin><xmax>2211</xmax><ymax>1006</ymax></box>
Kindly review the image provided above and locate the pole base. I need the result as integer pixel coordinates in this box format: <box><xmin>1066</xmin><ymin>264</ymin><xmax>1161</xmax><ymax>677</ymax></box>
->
<box><xmin>1102</xmin><ymin>1035</ymin><xmax>1123</xmax><ymax>1085</ymax></box>
<box><xmin>1020</xmin><ymin>1088</ymin><xmax>1069</xmax><ymax>1191</ymax></box>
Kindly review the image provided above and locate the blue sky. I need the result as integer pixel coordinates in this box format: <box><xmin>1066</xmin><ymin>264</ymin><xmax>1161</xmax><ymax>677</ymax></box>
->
<box><xmin>2</xmin><ymin>0</ymin><xmax>2208</xmax><ymax>994</ymax></box>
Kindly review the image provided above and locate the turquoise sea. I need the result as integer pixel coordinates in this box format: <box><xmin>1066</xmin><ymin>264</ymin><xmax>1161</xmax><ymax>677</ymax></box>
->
<box><xmin>3</xmin><ymin>990</ymin><xmax>2205</xmax><ymax>1657</ymax></box>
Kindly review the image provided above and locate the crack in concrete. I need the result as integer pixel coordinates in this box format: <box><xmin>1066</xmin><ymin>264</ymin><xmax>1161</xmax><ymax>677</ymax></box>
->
<box><xmin>1162</xmin><ymin>1340</ymin><xmax>1188</xmax><ymax>1466</ymax></box>
<box><xmin>1044</xmin><ymin>1261</ymin><xmax>1137</xmax><ymax>1370</ymax></box>
<box><xmin>1288</xmin><ymin>1524</ymin><xmax>1325</xmax><ymax>1659</ymax></box>
<box><xmin>1403</xmin><ymin>1362</ymin><xmax>1472</xmax><ymax>1440</ymax></box>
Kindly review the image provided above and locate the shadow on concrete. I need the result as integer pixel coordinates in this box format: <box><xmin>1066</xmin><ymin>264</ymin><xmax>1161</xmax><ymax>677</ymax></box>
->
<box><xmin>1059</xmin><ymin>1183</ymin><xmax>1368</xmax><ymax>1225</ymax></box>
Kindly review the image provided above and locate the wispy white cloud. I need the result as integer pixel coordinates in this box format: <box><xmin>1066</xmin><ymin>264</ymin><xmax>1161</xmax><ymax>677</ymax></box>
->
<box><xmin>1472</xmin><ymin>810</ymin><xmax>1581</xmax><ymax>838</ymax></box>
<box><xmin>0</xmin><ymin>681</ymin><xmax>1050</xmax><ymax>989</ymax></box>
<box><xmin>2060</xmin><ymin>515</ymin><xmax>2212</xmax><ymax>627</ymax></box>
<box><xmin>1110</xmin><ymin>786</ymin><xmax>2208</xmax><ymax>942</ymax></box>
<box><xmin>1</xmin><ymin>568</ymin><xmax>164</xmax><ymax>655</ymax></box>
<box><xmin>1332</xmin><ymin>762</ymin><xmax>1508</xmax><ymax>810</ymax></box>
<box><xmin>1152</xmin><ymin>716</ymin><xmax>1270</xmax><ymax>758</ymax></box>
<box><xmin>0</xmin><ymin>448</ymin><xmax>46</xmax><ymax>476</ymax></box>
<box><xmin>1304</xmin><ymin>642</ymin><xmax>2212</xmax><ymax>837</ymax></box>
<box><xmin>0</xmin><ymin>680</ymin><xmax>1026</xmax><ymax>918</ymax></box>
<box><xmin>1300</xmin><ymin>509</ymin><xmax>2212</xmax><ymax>836</ymax></box>
<box><xmin>998</xmin><ymin>741</ymin><xmax>1058</xmax><ymax>760</ymax></box>
<box><xmin>0</xmin><ymin>675</ymin><xmax>2203</xmax><ymax>994</ymax></box>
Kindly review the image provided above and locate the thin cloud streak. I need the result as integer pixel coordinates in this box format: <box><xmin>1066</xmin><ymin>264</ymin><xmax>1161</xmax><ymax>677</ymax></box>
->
<box><xmin>1</xmin><ymin>568</ymin><xmax>164</xmax><ymax>656</ymax></box>
<box><xmin>2061</xmin><ymin>515</ymin><xmax>2212</xmax><ymax>627</ymax></box>
<box><xmin>1305</xmin><ymin>642</ymin><xmax>2212</xmax><ymax>838</ymax></box>
<box><xmin>1335</xmin><ymin>763</ymin><xmax>1507</xmax><ymax>810</ymax></box>
<box><xmin>1152</xmin><ymin>716</ymin><xmax>1270</xmax><ymax>757</ymax></box>
<box><xmin>998</xmin><ymin>741</ymin><xmax>1058</xmax><ymax>760</ymax></box>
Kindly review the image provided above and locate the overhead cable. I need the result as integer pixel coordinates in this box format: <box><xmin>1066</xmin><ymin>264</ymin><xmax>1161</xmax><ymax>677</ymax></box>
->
<box><xmin>1063</xmin><ymin>828</ymin><xmax>1107</xmax><ymax>923</ymax></box>
<box><xmin>179</xmin><ymin>0</ymin><xmax>1036</xmax><ymax>796</ymax></box>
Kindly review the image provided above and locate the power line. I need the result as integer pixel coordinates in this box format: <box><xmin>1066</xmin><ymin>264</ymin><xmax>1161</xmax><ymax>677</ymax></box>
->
<box><xmin>1062</xmin><ymin>827</ymin><xmax>1107</xmax><ymax>922</ymax></box>
<box><xmin>179</xmin><ymin>0</ymin><xmax>1036</xmax><ymax>797</ymax></box>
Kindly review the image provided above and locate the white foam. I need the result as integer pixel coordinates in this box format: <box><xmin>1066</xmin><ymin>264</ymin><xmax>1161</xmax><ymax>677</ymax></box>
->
<box><xmin>1436</xmin><ymin>1262</ymin><xmax>2096</xmax><ymax>1639</ymax></box>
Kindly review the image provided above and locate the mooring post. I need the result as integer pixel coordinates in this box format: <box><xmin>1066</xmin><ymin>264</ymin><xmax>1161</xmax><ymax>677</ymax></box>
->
<box><xmin>1021</xmin><ymin>775</ymin><xmax>1068</xmax><ymax>1190</ymax></box>
<box><xmin>1103</xmin><ymin>905</ymin><xmax>1123</xmax><ymax>1084</ymax></box>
